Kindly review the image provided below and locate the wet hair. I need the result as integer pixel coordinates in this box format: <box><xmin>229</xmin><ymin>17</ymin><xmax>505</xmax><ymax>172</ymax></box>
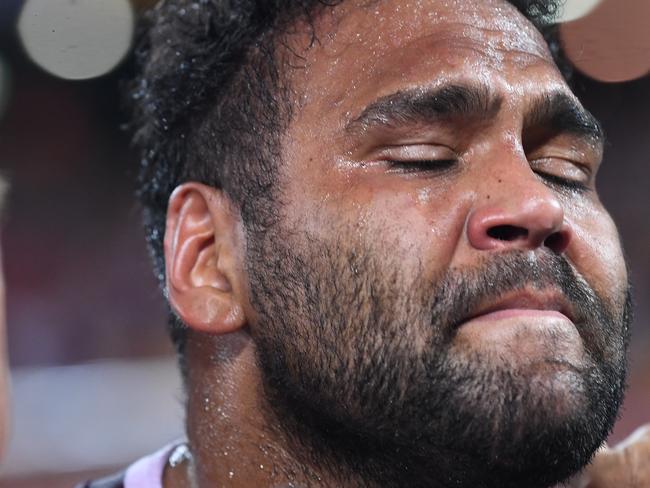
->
<box><xmin>128</xmin><ymin>0</ymin><xmax>562</xmax><ymax>361</ymax></box>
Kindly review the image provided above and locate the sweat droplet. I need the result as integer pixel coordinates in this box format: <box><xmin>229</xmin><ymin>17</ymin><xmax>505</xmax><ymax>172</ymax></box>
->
<box><xmin>417</xmin><ymin>188</ymin><xmax>432</xmax><ymax>204</ymax></box>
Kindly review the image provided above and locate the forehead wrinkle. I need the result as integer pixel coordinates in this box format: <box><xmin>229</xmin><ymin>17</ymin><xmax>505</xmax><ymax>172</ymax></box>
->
<box><xmin>289</xmin><ymin>0</ymin><xmax>552</xmax><ymax>74</ymax></box>
<box><xmin>422</xmin><ymin>21</ymin><xmax>551</xmax><ymax>58</ymax></box>
<box><xmin>334</xmin><ymin>0</ymin><xmax>549</xmax><ymax>53</ymax></box>
<box><xmin>282</xmin><ymin>0</ymin><xmax>556</xmax><ymax>104</ymax></box>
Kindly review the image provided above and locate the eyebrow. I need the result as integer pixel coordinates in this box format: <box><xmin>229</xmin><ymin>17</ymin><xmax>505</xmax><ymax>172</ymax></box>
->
<box><xmin>345</xmin><ymin>83</ymin><xmax>604</xmax><ymax>146</ymax></box>
<box><xmin>345</xmin><ymin>83</ymin><xmax>503</xmax><ymax>134</ymax></box>
<box><xmin>523</xmin><ymin>91</ymin><xmax>604</xmax><ymax>144</ymax></box>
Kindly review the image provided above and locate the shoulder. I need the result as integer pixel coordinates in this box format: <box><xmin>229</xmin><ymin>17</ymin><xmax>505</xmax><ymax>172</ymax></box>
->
<box><xmin>75</xmin><ymin>441</ymin><xmax>183</xmax><ymax>488</ymax></box>
<box><xmin>75</xmin><ymin>470</ymin><xmax>125</xmax><ymax>488</ymax></box>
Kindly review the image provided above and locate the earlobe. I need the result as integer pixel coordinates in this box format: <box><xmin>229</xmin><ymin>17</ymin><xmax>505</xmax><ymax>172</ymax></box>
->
<box><xmin>164</xmin><ymin>183</ymin><xmax>246</xmax><ymax>335</ymax></box>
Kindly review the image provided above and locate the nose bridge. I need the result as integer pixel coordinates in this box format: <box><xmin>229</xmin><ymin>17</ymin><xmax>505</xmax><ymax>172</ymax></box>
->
<box><xmin>466</xmin><ymin>148</ymin><xmax>571</xmax><ymax>253</ymax></box>
<box><xmin>482</xmin><ymin>152</ymin><xmax>557</xmax><ymax>213</ymax></box>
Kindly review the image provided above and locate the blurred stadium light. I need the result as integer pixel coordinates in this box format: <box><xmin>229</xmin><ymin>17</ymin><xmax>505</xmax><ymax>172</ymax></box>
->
<box><xmin>17</xmin><ymin>0</ymin><xmax>134</xmax><ymax>81</ymax></box>
<box><xmin>560</xmin><ymin>0</ymin><xmax>650</xmax><ymax>82</ymax></box>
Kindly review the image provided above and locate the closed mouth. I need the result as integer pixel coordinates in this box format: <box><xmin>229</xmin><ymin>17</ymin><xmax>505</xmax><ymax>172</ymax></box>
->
<box><xmin>457</xmin><ymin>287</ymin><xmax>576</xmax><ymax>327</ymax></box>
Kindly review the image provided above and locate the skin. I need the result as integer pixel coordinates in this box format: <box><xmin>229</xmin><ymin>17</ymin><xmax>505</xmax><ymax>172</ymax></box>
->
<box><xmin>551</xmin><ymin>426</ymin><xmax>650</xmax><ymax>488</ymax></box>
<box><xmin>160</xmin><ymin>1</ymin><xmax>646</xmax><ymax>486</ymax></box>
<box><xmin>579</xmin><ymin>426</ymin><xmax>650</xmax><ymax>487</ymax></box>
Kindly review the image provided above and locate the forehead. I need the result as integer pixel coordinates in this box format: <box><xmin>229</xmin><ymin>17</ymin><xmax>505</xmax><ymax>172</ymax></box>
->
<box><xmin>284</xmin><ymin>0</ymin><xmax>565</xmax><ymax>136</ymax></box>
<box><xmin>322</xmin><ymin>0</ymin><xmax>549</xmax><ymax>58</ymax></box>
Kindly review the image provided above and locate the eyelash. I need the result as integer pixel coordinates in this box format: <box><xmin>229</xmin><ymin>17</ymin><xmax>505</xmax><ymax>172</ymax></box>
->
<box><xmin>534</xmin><ymin>171</ymin><xmax>591</xmax><ymax>193</ymax></box>
<box><xmin>384</xmin><ymin>159</ymin><xmax>592</xmax><ymax>194</ymax></box>
<box><xmin>386</xmin><ymin>159</ymin><xmax>457</xmax><ymax>174</ymax></box>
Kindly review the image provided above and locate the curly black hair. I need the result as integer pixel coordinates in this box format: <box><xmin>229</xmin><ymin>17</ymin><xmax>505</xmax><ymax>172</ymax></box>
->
<box><xmin>128</xmin><ymin>0</ymin><xmax>562</xmax><ymax>360</ymax></box>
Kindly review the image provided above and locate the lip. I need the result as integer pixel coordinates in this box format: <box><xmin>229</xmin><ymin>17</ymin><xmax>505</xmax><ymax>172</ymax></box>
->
<box><xmin>458</xmin><ymin>289</ymin><xmax>576</xmax><ymax>327</ymax></box>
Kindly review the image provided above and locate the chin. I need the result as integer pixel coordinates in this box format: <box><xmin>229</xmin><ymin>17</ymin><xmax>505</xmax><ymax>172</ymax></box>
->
<box><xmin>476</xmin><ymin>374</ymin><xmax>614</xmax><ymax>488</ymax></box>
<box><xmin>386</xmin><ymin>350</ymin><xmax>622</xmax><ymax>488</ymax></box>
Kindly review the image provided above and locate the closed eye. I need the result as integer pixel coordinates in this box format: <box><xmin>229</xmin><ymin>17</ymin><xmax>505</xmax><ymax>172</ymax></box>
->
<box><xmin>535</xmin><ymin>171</ymin><xmax>591</xmax><ymax>193</ymax></box>
<box><xmin>386</xmin><ymin>159</ymin><xmax>457</xmax><ymax>174</ymax></box>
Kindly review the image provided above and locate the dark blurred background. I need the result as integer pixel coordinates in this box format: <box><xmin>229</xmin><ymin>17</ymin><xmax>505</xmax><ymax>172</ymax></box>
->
<box><xmin>0</xmin><ymin>0</ymin><xmax>648</xmax><ymax>486</ymax></box>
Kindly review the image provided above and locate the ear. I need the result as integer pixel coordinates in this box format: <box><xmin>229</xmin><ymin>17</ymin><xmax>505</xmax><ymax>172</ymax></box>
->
<box><xmin>164</xmin><ymin>183</ymin><xmax>246</xmax><ymax>334</ymax></box>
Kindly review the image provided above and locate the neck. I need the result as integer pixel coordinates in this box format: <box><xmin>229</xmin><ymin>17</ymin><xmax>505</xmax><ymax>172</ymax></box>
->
<box><xmin>173</xmin><ymin>331</ymin><xmax>361</xmax><ymax>488</ymax></box>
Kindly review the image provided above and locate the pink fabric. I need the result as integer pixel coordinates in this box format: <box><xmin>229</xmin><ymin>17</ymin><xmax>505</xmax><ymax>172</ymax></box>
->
<box><xmin>124</xmin><ymin>443</ymin><xmax>178</xmax><ymax>488</ymax></box>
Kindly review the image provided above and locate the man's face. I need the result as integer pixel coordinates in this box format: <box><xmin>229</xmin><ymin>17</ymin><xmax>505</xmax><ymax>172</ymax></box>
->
<box><xmin>244</xmin><ymin>1</ymin><xmax>630</xmax><ymax>486</ymax></box>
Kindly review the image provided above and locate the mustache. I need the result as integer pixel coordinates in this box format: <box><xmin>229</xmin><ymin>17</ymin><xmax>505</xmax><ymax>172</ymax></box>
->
<box><xmin>430</xmin><ymin>251</ymin><xmax>616</xmax><ymax>339</ymax></box>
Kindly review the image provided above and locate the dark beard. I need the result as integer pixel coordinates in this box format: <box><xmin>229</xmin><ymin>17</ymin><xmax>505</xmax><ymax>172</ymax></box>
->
<box><xmin>246</xmin><ymin>227</ymin><xmax>631</xmax><ymax>488</ymax></box>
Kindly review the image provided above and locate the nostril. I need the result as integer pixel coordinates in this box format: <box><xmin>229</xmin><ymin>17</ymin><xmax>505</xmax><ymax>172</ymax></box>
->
<box><xmin>544</xmin><ymin>232</ymin><xmax>569</xmax><ymax>253</ymax></box>
<box><xmin>487</xmin><ymin>225</ymin><xmax>528</xmax><ymax>241</ymax></box>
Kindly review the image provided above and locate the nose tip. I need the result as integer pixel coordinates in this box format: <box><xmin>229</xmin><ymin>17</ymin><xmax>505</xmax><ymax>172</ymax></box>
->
<box><xmin>467</xmin><ymin>197</ymin><xmax>572</xmax><ymax>253</ymax></box>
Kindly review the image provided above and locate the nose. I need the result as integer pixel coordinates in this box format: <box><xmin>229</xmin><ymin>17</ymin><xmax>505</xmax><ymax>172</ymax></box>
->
<box><xmin>466</xmin><ymin>186</ymin><xmax>572</xmax><ymax>254</ymax></box>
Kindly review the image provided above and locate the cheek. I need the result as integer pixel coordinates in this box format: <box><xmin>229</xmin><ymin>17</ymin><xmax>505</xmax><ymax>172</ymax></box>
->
<box><xmin>342</xmin><ymin>179</ymin><xmax>471</xmax><ymax>279</ymax></box>
<box><xmin>567</xmin><ymin>202</ymin><xmax>628</xmax><ymax>307</ymax></box>
<box><xmin>281</xmin><ymin>162</ymin><xmax>471</xmax><ymax>280</ymax></box>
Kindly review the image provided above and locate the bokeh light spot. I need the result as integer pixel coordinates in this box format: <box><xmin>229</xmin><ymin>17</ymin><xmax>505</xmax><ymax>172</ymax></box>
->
<box><xmin>18</xmin><ymin>0</ymin><xmax>134</xmax><ymax>81</ymax></box>
<box><xmin>560</xmin><ymin>0</ymin><xmax>650</xmax><ymax>83</ymax></box>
